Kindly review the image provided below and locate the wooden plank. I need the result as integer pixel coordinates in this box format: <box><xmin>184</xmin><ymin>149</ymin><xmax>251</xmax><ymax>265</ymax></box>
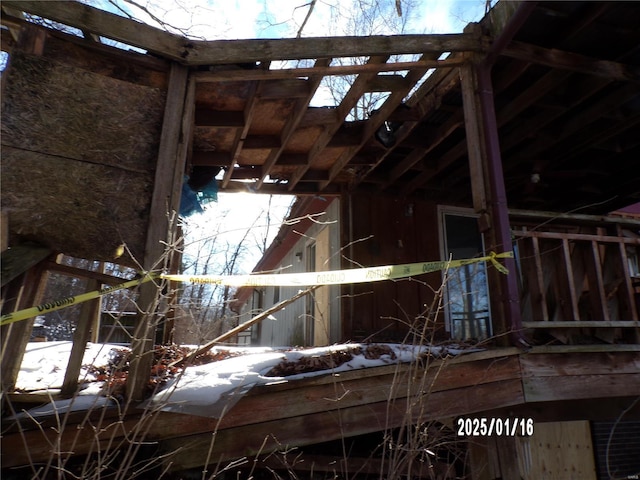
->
<box><xmin>523</xmin><ymin>373</ymin><xmax>640</xmax><ymax>403</ymax></box>
<box><xmin>60</xmin><ymin>278</ymin><xmax>101</xmax><ymax>397</ymax></box>
<box><xmin>520</xmin><ymin>351</ymin><xmax>640</xmax><ymax>377</ymax></box>
<box><xmin>127</xmin><ymin>63</ymin><xmax>189</xmax><ymax>403</ymax></box>
<box><xmin>288</xmin><ymin>55</ymin><xmax>390</xmax><ymax>191</ymax></box>
<box><xmin>513</xmin><ymin>230</ymin><xmax>640</xmax><ymax>245</ymax></box>
<box><xmin>527</xmin><ymin>344</ymin><xmax>640</xmax><ymax>354</ymax></box>
<box><xmin>509</xmin><ymin>209</ymin><xmax>640</xmax><ymax>228</ymax></box>
<box><xmin>2</xmin><ymin>1</ymin><xmax>485</xmax><ymax>64</ymax></box>
<box><xmin>44</xmin><ymin>260</ymin><xmax>129</xmax><ymax>286</ymax></box>
<box><xmin>526</xmin><ymin>421</ymin><xmax>597</xmax><ymax>480</ymax></box>
<box><xmin>522</xmin><ymin>321</ymin><xmax>639</xmax><ymax>328</ymax></box>
<box><xmin>221</xmin><ymin>78</ymin><xmax>261</xmax><ymax>188</ymax></box>
<box><xmin>160</xmin><ymin>378</ymin><xmax>525</xmax><ymax>471</ymax></box>
<box><xmin>559</xmin><ymin>239</ymin><xmax>580</xmax><ymax>320</ymax></box>
<box><xmin>460</xmin><ymin>58</ymin><xmax>487</xmax><ymax>213</ymax></box>
<box><xmin>0</xmin><ymin>264</ymin><xmax>48</xmax><ymax>393</ymax></box>
<box><xmin>323</xmin><ymin>55</ymin><xmax>438</xmax><ymax>191</ymax></box>
<box><xmin>194</xmin><ymin>57</ymin><xmax>463</xmax><ymax>82</ymax></box>
<box><xmin>0</xmin><ymin>244</ymin><xmax>51</xmax><ymax>287</ymax></box>
<box><xmin>503</xmin><ymin>40</ymin><xmax>640</xmax><ymax>83</ymax></box>
<box><xmin>584</xmin><ymin>240</ymin><xmax>610</xmax><ymax>321</ymax></box>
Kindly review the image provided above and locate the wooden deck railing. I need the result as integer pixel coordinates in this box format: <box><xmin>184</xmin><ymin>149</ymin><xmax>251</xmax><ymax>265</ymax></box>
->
<box><xmin>510</xmin><ymin>212</ymin><xmax>640</xmax><ymax>344</ymax></box>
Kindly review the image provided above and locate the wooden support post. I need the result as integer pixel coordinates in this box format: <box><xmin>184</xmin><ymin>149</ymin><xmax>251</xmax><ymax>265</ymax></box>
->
<box><xmin>126</xmin><ymin>63</ymin><xmax>190</xmax><ymax>403</ymax></box>
<box><xmin>1</xmin><ymin>263</ymin><xmax>48</xmax><ymax>394</ymax></box>
<box><xmin>479</xmin><ymin>63</ymin><xmax>525</xmax><ymax>346</ymax></box>
<box><xmin>61</xmin><ymin>278</ymin><xmax>101</xmax><ymax>397</ymax></box>
<box><xmin>460</xmin><ymin>57</ymin><xmax>488</xmax><ymax>215</ymax></box>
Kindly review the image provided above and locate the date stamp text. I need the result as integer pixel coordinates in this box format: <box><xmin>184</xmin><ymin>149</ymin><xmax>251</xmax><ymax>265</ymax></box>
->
<box><xmin>456</xmin><ymin>417</ymin><xmax>534</xmax><ymax>437</ymax></box>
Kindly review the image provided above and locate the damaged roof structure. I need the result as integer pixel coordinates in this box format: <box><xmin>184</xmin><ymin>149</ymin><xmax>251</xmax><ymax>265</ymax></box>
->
<box><xmin>1</xmin><ymin>1</ymin><xmax>640</xmax><ymax>478</ymax></box>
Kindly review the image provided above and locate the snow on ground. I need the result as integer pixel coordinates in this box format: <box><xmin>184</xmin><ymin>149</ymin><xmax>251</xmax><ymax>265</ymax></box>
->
<box><xmin>11</xmin><ymin>342</ymin><xmax>481</xmax><ymax>419</ymax></box>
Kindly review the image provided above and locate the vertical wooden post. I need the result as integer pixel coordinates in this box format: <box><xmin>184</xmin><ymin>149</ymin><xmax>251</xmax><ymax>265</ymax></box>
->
<box><xmin>1</xmin><ymin>264</ymin><xmax>48</xmax><ymax>394</ymax></box>
<box><xmin>459</xmin><ymin>24</ymin><xmax>524</xmax><ymax>346</ymax></box>
<box><xmin>126</xmin><ymin>63</ymin><xmax>190</xmax><ymax>403</ymax></box>
<box><xmin>459</xmin><ymin>55</ymin><xmax>488</xmax><ymax>215</ymax></box>
<box><xmin>61</xmin><ymin>277</ymin><xmax>101</xmax><ymax>397</ymax></box>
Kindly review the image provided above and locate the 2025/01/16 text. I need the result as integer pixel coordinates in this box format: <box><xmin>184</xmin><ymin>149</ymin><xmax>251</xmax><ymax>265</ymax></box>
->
<box><xmin>455</xmin><ymin>417</ymin><xmax>534</xmax><ymax>437</ymax></box>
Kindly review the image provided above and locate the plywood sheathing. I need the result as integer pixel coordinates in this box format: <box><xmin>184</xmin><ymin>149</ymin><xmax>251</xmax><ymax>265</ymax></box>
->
<box><xmin>1</xmin><ymin>52</ymin><xmax>165</xmax><ymax>265</ymax></box>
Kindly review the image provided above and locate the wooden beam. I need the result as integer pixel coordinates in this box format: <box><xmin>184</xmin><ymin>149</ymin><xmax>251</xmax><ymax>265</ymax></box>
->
<box><xmin>44</xmin><ymin>260</ymin><xmax>130</xmax><ymax>286</ymax></box>
<box><xmin>3</xmin><ymin>1</ymin><xmax>486</xmax><ymax>64</ymax></box>
<box><xmin>258</xmin><ymin>58</ymin><xmax>329</xmax><ymax>189</ymax></box>
<box><xmin>60</xmin><ymin>278</ymin><xmax>101</xmax><ymax>397</ymax></box>
<box><xmin>195</xmin><ymin>57</ymin><xmax>464</xmax><ymax>82</ymax></box>
<box><xmin>288</xmin><ymin>55</ymin><xmax>390</xmax><ymax>191</ymax></box>
<box><xmin>509</xmin><ymin>209</ymin><xmax>640</xmax><ymax>228</ymax></box>
<box><xmin>513</xmin><ymin>230</ymin><xmax>640</xmax><ymax>245</ymax></box>
<box><xmin>222</xmin><ymin>76</ymin><xmax>262</xmax><ymax>188</ymax></box>
<box><xmin>0</xmin><ymin>210</ymin><xmax>8</xmax><ymax>252</ymax></box>
<box><xmin>460</xmin><ymin>56</ymin><xmax>487</xmax><ymax>213</ymax></box>
<box><xmin>320</xmin><ymin>54</ymin><xmax>440</xmax><ymax>193</ymax></box>
<box><xmin>160</xmin><ymin>378</ymin><xmax>525</xmax><ymax>471</ymax></box>
<box><xmin>502</xmin><ymin>41</ymin><xmax>640</xmax><ymax>83</ymax></box>
<box><xmin>383</xmin><ymin>112</ymin><xmax>463</xmax><ymax>190</ymax></box>
<box><xmin>0</xmin><ymin>264</ymin><xmax>48</xmax><ymax>393</ymax></box>
<box><xmin>319</xmin><ymin>53</ymin><xmax>437</xmax><ymax>191</ymax></box>
<box><xmin>520</xmin><ymin>351</ymin><xmax>640</xmax><ymax>403</ymax></box>
<box><xmin>0</xmin><ymin>245</ymin><xmax>51</xmax><ymax>287</ymax></box>
<box><xmin>523</xmin><ymin>374</ymin><xmax>640</xmax><ymax>403</ymax></box>
<box><xmin>522</xmin><ymin>321</ymin><xmax>639</xmax><ymax>328</ymax></box>
<box><xmin>127</xmin><ymin>63</ymin><xmax>189</xmax><ymax>403</ymax></box>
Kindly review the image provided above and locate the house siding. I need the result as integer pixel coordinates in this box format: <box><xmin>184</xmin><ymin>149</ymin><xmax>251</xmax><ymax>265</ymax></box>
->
<box><xmin>244</xmin><ymin>199</ymin><xmax>342</xmax><ymax>347</ymax></box>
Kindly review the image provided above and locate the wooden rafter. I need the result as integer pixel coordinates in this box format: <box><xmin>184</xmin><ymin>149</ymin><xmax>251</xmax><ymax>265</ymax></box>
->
<box><xmin>258</xmin><ymin>58</ymin><xmax>330</xmax><ymax>189</ymax></box>
<box><xmin>221</xmin><ymin>65</ymin><xmax>268</xmax><ymax>188</ymax></box>
<box><xmin>287</xmin><ymin>55</ymin><xmax>390</xmax><ymax>191</ymax></box>
<box><xmin>193</xmin><ymin>57</ymin><xmax>464</xmax><ymax>82</ymax></box>
<box><xmin>320</xmin><ymin>53</ymin><xmax>439</xmax><ymax>191</ymax></box>
<box><xmin>503</xmin><ymin>41</ymin><xmax>640</xmax><ymax>83</ymax></box>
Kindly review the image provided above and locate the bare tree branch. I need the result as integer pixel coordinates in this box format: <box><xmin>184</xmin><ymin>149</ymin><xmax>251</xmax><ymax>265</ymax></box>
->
<box><xmin>296</xmin><ymin>0</ymin><xmax>318</xmax><ymax>38</ymax></box>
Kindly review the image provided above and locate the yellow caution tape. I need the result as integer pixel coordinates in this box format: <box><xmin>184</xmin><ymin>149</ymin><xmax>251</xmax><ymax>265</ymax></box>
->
<box><xmin>162</xmin><ymin>251</ymin><xmax>514</xmax><ymax>286</ymax></box>
<box><xmin>0</xmin><ymin>274</ymin><xmax>159</xmax><ymax>326</ymax></box>
<box><xmin>0</xmin><ymin>252</ymin><xmax>512</xmax><ymax>326</ymax></box>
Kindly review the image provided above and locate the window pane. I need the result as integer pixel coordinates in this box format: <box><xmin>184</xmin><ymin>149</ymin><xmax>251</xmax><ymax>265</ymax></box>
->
<box><xmin>443</xmin><ymin>213</ymin><xmax>491</xmax><ymax>340</ymax></box>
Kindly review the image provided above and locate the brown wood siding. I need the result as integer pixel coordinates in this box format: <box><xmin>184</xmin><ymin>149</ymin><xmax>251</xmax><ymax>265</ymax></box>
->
<box><xmin>341</xmin><ymin>193</ymin><xmax>443</xmax><ymax>342</ymax></box>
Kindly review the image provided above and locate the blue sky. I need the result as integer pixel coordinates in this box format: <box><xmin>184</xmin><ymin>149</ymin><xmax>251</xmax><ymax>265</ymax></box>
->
<box><xmin>100</xmin><ymin>0</ymin><xmax>490</xmax><ymax>40</ymax></box>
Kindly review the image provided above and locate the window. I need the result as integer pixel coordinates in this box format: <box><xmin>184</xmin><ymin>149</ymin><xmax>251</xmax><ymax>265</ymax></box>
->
<box><xmin>440</xmin><ymin>208</ymin><xmax>492</xmax><ymax>340</ymax></box>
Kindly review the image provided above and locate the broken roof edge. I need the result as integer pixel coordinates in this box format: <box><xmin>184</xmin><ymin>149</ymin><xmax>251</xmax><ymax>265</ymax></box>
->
<box><xmin>2</xmin><ymin>0</ymin><xmax>488</xmax><ymax>65</ymax></box>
